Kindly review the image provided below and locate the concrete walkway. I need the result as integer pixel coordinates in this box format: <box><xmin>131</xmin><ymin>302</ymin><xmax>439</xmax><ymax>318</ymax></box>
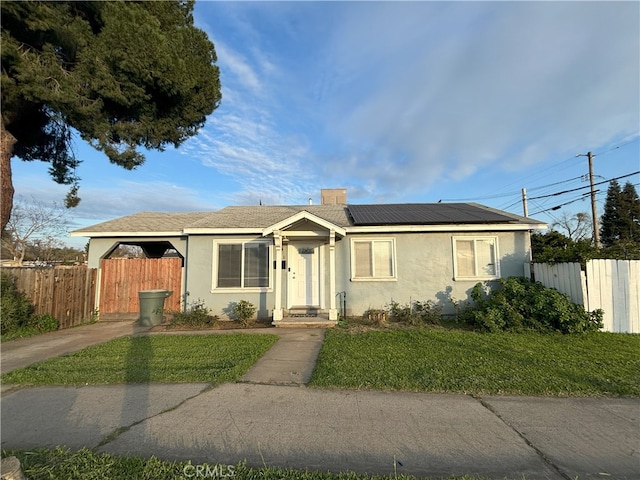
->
<box><xmin>240</xmin><ymin>328</ymin><xmax>325</xmax><ymax>385</ymax></box>
<box><xmin>1</xmin><ymin>322</ymin><xmax>638</xmax><ymax>479</ymax></box>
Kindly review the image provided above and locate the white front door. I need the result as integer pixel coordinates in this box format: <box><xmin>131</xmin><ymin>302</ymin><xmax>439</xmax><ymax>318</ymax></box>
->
<box><xmin>288</xmin><ymin>244</ymin><xmax>319</xmax><ymax>307</ymax></box>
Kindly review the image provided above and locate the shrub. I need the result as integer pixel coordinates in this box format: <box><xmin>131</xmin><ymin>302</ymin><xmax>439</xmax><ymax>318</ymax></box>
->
<box><xmin>27</xmin><ymin>314</ymin><xmax>59</xmax><ymax>332</ymax></box>
<box><xmin>387</xmin><ymin>299</ymin><xmax>443</xmax><ymax>326</ymax></box>
<box><xmin>387</xmin><ymin>301</ymin><xmax>414</xmax><ymax>324</ymax></box>
<box><xmin>414</xmin><ymin>300</ymin><xmax>443</xmax><ymax>324</ymax></box>
<box><xmin>1</xmin><ymin>272</ymin><xmax>35</xmax><ymax>334</ymax></box>
<box><xmin>457</xmin><ymin>277</ymin><xmax>604</xmax><ymax>334</ymax></box>
<box><xmin>1</xmin><ymin>272</ymin><xmax>59</xmax><ymax>339</ymax></box>
<box><xmin>169</xmin><ymin>299</ymin><xmax>218</xmax><ymax>328</ymax></box>
<box><xmin>232</xmin><ymin>300</ymin><xmax>256</xmax><ymax>328</ymax></box>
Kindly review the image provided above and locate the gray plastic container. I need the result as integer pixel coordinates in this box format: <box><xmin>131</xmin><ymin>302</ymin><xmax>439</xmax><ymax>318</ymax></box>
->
<box><xmin>138</xmin><ymin>289</ymin><xmax>173</xmax><ymax>326</ymax></box>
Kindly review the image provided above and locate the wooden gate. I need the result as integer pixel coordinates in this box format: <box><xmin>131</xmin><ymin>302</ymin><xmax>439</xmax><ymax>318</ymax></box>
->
<box><xmin>100</xmin><ymin>257</ymin><xmax>182</xmax><ymax>315</ymax></box>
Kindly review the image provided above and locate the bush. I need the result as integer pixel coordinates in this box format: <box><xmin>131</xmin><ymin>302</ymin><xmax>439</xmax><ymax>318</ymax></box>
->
<box><xmin>1</xmin><ymin>272</ymin><xmax>59</xmax><ymax>339</ymax></box>
<box><xmin>413</xmin><ymin>300</ymin><xmax>443</xmax><ymax>324</ymax></box>
<box><xmin>387</xmin><ymin>299</ymin><xmax>443</xmax><ymax>326</ymax></box>
<box><xmin>232</xmin><ymin>300</ymin><xmax>256</xmax><ymax>328</ymax></box>
<box><xmin>169</xmin><ymin>299</ymin><xmax>218</xmax><ymax>328</ymax></box>
<box><xmin>1</xmin><ymin>272</ymin><xmax>35</xmax><ymax>333</ymax></box>
<box><xmin>387</xmin><ymin>301</ymin><xmax>415</xmax><ymax>324</ymax></box>
<box><xmin>457</xmin><ymin>277</ymin><xmax>604</xmax><ymax>334</ymax></box>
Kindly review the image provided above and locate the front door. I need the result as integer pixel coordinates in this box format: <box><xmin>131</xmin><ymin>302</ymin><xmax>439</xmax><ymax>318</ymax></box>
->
<box><xmin>288</xmin><ymin>243</ymin><xmax>320</xmax><ymax>307</ymax></box>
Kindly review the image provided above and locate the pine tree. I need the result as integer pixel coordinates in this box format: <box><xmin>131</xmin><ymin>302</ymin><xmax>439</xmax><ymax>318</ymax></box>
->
<box><xmin>1</xmin><ymin>1</ymin><xmax>222</xmax><ymax>231</ymax></box>
<box><xmin>600</xmin><ymin>180</ymin><xmax>622</xmax><ymax>247</ymax></box>
<box><xmin>620</xmin><ymin>182</ymin><xmax>640</xmax><ymax>244</ymax></box>
<box><xmin>600</xmin><ymin>180</ymin><xmax>640</xmax><ymax>248</ymax></box>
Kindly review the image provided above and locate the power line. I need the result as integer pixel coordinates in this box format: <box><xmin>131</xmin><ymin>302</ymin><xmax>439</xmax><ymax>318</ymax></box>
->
<box><xmin>594</xmin><ymin>136</ymin><xmax>640</xmax><ymax>157</ymax></box>
<box><xmin>477</xmin><ymin>137</ymin><xmax>639</xmax><ymax>205</ymax></box>
<box><xmin>529</xmin><ymin>192</ymin><xmax>595</xmax><ymax>216</ymax></box>
<box><xmin>528</xmin><ymin>180</ymin><xmax>640</xmax><ymax>217</ymax></box>
<box><xmin>527</xmin><ymin>171</ymin><xmax>640</xmax><ymax>201</ymax></box>
<box><xmin>442</xmin><ymin>174</ymin><xmax>586</xmax><ymax>202</ymax></box>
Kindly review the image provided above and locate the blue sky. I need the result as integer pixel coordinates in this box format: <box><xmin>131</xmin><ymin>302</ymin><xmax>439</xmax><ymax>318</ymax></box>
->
<box><xmin>12</xmin><ymin>1</ymin><xmax>640</xmax><ymax>248</ymax></box>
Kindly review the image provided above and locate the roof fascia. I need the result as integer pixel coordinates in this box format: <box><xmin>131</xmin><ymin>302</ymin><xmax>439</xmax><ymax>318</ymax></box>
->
<box><xmin>263</xmin><ymin>211</ymin><xmax>346</xmax><ymax>237</ymax></box>
<box><xmin>345</xmin><ymin>223</ymin><xmax>547</xmax><ymax>234</ymax></box>
<box><xmin>183</xmin><ymin>227</ymin><xmax>263</xmax><ymax>235</ymax></box>
<box><xmin>69</xmin><ymin>231</ymin><xmax>184</xmax><ymax>238</ymax></box>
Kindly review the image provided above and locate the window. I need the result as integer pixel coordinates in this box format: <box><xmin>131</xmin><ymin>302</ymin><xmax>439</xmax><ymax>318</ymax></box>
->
<box><xmin>453</xmin><ymin>237</ymin><xmax>499</xmax><ymax>279</ymax></box>
<box><xmin>351</xmin><ymin>238</ymin><xmax>396</xmax><ymax>280</ymax></box>
<box><xmin>215</xmin><ymin>241</ymin><xmax>270</xmax><ymax>289</ymax></box>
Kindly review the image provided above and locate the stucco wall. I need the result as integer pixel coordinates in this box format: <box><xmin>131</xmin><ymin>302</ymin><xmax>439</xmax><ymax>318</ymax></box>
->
<box><xmin>86</xmin><ymin>236</ymin><xmax>188</xmax><ymax>268</ymax></box>
<box><xmin>185</xmin><ymin>235</ymin><xmax>275</xmax><ymax>320</ymax></box>
<box><xmin>341</xmin><ymin>230</ymin><xmax>531</xmax><ymax>316</ymax></box>
<box><xmin>184</xmin><ymin>230</ymin><xmax>531</xmax><ymax>319</ymax></box>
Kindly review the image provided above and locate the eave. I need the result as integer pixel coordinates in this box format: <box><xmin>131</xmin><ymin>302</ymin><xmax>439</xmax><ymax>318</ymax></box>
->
<box><xmin>69</xmin><ymin>231</ymin><xmax>184</xmax><ymax>238</ymax></box>
<box><xmin>345</xmin><ymin>222</ymin><xmax>547</xmax><ymax>233</ymax></box>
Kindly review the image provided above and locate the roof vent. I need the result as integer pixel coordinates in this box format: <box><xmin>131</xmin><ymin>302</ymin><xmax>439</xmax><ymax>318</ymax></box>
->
<box><xmin>321</xmin><ymin>188</ymin><xmax>347</xmax><ymax>205</ymax></box>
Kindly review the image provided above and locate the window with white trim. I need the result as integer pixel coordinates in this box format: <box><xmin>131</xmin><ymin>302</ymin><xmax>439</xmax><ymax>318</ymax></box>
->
<box><xmin>453</xmin><ymin>237</ymin><xmax>499</xmax><ymax>280</ymax></box>
<box><xmin>215</xmin><ymin>241</ymin><xmax>270</xmax><ymax>289</ymax></box>
<box><xmin>351</xmin><ymin>238</ymin><xmax>396</xmax><ymax>280</ymax></box>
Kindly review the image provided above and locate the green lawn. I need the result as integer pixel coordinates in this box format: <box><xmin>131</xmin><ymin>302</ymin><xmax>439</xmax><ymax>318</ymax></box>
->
<box><xmin>1</xmin><ymin>334</ymin><xmax>278</xmax><ymax>385</ymax></box>
<box><xmin>309</xmin><ymin>329</ymin><xmax>640</xmax><ymax>396</ymax></box>
<box><xmin>1</xmin><ymin>447</ymin><xmax>493</xmax><ymax>480</ymax></box>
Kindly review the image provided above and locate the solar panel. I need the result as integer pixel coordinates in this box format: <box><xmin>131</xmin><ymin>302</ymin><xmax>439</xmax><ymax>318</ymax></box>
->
<box><xmin>348</xmin><ymin>203</ymin><xmax>515</xmax><ymax>225</ymax></box>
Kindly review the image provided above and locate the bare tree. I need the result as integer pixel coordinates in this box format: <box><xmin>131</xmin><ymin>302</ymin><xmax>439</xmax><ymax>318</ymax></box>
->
<box><xmin>109</xmin><ymin>244</ymin><xmax>145</xmax><ymax>259</ymax></box>
<box><xmin>1</xmin><ymin>197</ymin><xmax>71</xmax><ymax>266</ymax></box>
<box><xmin>551</xmin><ymin>211</ymin><xmax>593</xmax><ymax>242</ymax></box>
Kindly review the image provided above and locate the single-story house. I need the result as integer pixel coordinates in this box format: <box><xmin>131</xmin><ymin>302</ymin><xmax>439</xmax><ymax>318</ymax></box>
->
<box><xmin>71</xmin><ymin>189</ymin><xmax>546</xmax><ymax>325</ymax></box>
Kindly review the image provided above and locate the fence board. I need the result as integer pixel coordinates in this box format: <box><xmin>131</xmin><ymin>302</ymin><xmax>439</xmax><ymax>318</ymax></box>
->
<box><xmin>631</xmin><ymin>261</ymin><xmax>640</xmax><ymax>333</ymax></box>
<box><xmin>532</xmin><ymin>262</ymin><xmax>584</xmax><ymax>305</ymax></box>
<box><xmin>2</xmin><ymin>267</ymin><xmax>97</xmax><ymax>328</ymax></box>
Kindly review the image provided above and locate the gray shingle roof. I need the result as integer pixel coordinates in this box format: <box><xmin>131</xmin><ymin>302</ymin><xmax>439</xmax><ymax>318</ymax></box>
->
<box><xmin>189</xmin><ymin>205</ymin><xmax>352</xmax><ymax>229</ymax></box>
<box><xmin>71</xmin><ymin>203</ymin><xmax>543</xmax><ymax>236</ymax></box>
<box><xmin>71</xmin><ymin>212</ymin><xmax>212</xmax><ymax>234</ymax></box>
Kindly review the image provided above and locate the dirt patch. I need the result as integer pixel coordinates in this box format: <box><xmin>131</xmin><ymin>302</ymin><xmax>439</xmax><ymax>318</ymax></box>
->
<box><xmin>149</xmin><ymin>319</ymin><xmax>274</xmax><ymax>332</ymax></box>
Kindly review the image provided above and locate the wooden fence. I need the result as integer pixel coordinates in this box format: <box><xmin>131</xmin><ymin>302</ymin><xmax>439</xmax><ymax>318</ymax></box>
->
<box><xmin>99</xmin><ymin>257</ymin><xmax>182</xmax><ymax>315</ymax></box>
<box><xmin>530</xmin><ymin>260</ymin><xmax>640</xmax><ymax>333</ymax></box>
<box><xmin>2</xmin><ymin>266</ymin><xmax>97</xmax><ymax>329</ymax></box>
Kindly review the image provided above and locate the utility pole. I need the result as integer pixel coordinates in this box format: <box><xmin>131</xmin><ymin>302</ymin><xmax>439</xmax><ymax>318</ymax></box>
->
<box><xmin>521</xmin><ymin>187</ymin><xmax>528</xmax><ymax>217</ymax></box>
<box><xmin>577</xmin><ymin>151</ymin><xmax>601</xmax><ymax>248</ymax></box>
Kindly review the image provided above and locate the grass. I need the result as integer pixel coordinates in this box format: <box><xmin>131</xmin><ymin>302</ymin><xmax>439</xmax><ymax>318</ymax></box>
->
<box><xmin>309</xmin><ymin>329</ymin><xmax>640</xmax><ymax>396</ymax></box>
<box><xmin>1</xmin><ymin>334</ymin><xmax>278</xmax><ymax>385</ymax></box>
<box><xmin>1</xmin><ymin>325</ymin><xmax>52</xmax><ymax>342</ymax></box>
<box><xmin>1</xmin><ymin>447</ymin><xmax>497</xmax><ymax>480</ymax></box>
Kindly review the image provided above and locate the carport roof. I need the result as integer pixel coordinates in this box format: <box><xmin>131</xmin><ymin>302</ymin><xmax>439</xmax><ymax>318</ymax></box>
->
<box><xmin>70</xmin><ymin>212</ymin><xmax>212</xmax><ymax>236</ymax></box>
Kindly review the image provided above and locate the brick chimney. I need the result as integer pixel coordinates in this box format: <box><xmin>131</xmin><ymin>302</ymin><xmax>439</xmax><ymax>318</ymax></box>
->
<box><xmin>321</xmin><ymin>188</ymin><xmax>347</xmax><ymax>205</ymax></box>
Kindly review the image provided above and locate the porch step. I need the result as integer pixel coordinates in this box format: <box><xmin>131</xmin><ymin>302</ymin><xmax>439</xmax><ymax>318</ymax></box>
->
<box><xmin>286</xmin><ymin>307</ymin><xmax>321</xmax><ymax>318</ymax></box>
<box><xmin>273</xmin><ymin>317</ymin><xmax>337</xmax><ymax>328</ymax></box>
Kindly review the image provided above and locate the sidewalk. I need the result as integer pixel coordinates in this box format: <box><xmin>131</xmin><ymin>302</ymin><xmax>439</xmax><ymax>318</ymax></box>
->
<box><xmin>1</xmin><ymin>323</ymin><xmax>638</xmax><ymax>479</ymax></box>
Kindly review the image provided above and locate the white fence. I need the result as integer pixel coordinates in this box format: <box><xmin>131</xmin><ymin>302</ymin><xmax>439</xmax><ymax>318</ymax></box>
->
<box><xmin>530</xmin><ymin>260</ymin><xmax>640</xmax><ymax>333</ymax></box>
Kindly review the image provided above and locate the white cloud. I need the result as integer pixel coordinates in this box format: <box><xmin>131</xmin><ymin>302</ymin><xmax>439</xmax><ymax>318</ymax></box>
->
<box><xmin>187</xmin><ymin>1</ymin><xmax>638</xmax><ymax>205</ymax></box>
<box><xmin>314</xmin><ymin>2</ymin><xmax>639</xmax><ymax>196</ymax></box>
<box><xmin>214</xmin><ymin>41</ymin><xmax>263</xmax><ymax>95</ymax></box>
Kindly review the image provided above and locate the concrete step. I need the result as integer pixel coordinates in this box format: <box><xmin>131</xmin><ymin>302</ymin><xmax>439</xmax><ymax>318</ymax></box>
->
<box><xmin>273</xmin><ymin>317</ymin><xmax>337</xmax><ymax>328</ymax></box>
